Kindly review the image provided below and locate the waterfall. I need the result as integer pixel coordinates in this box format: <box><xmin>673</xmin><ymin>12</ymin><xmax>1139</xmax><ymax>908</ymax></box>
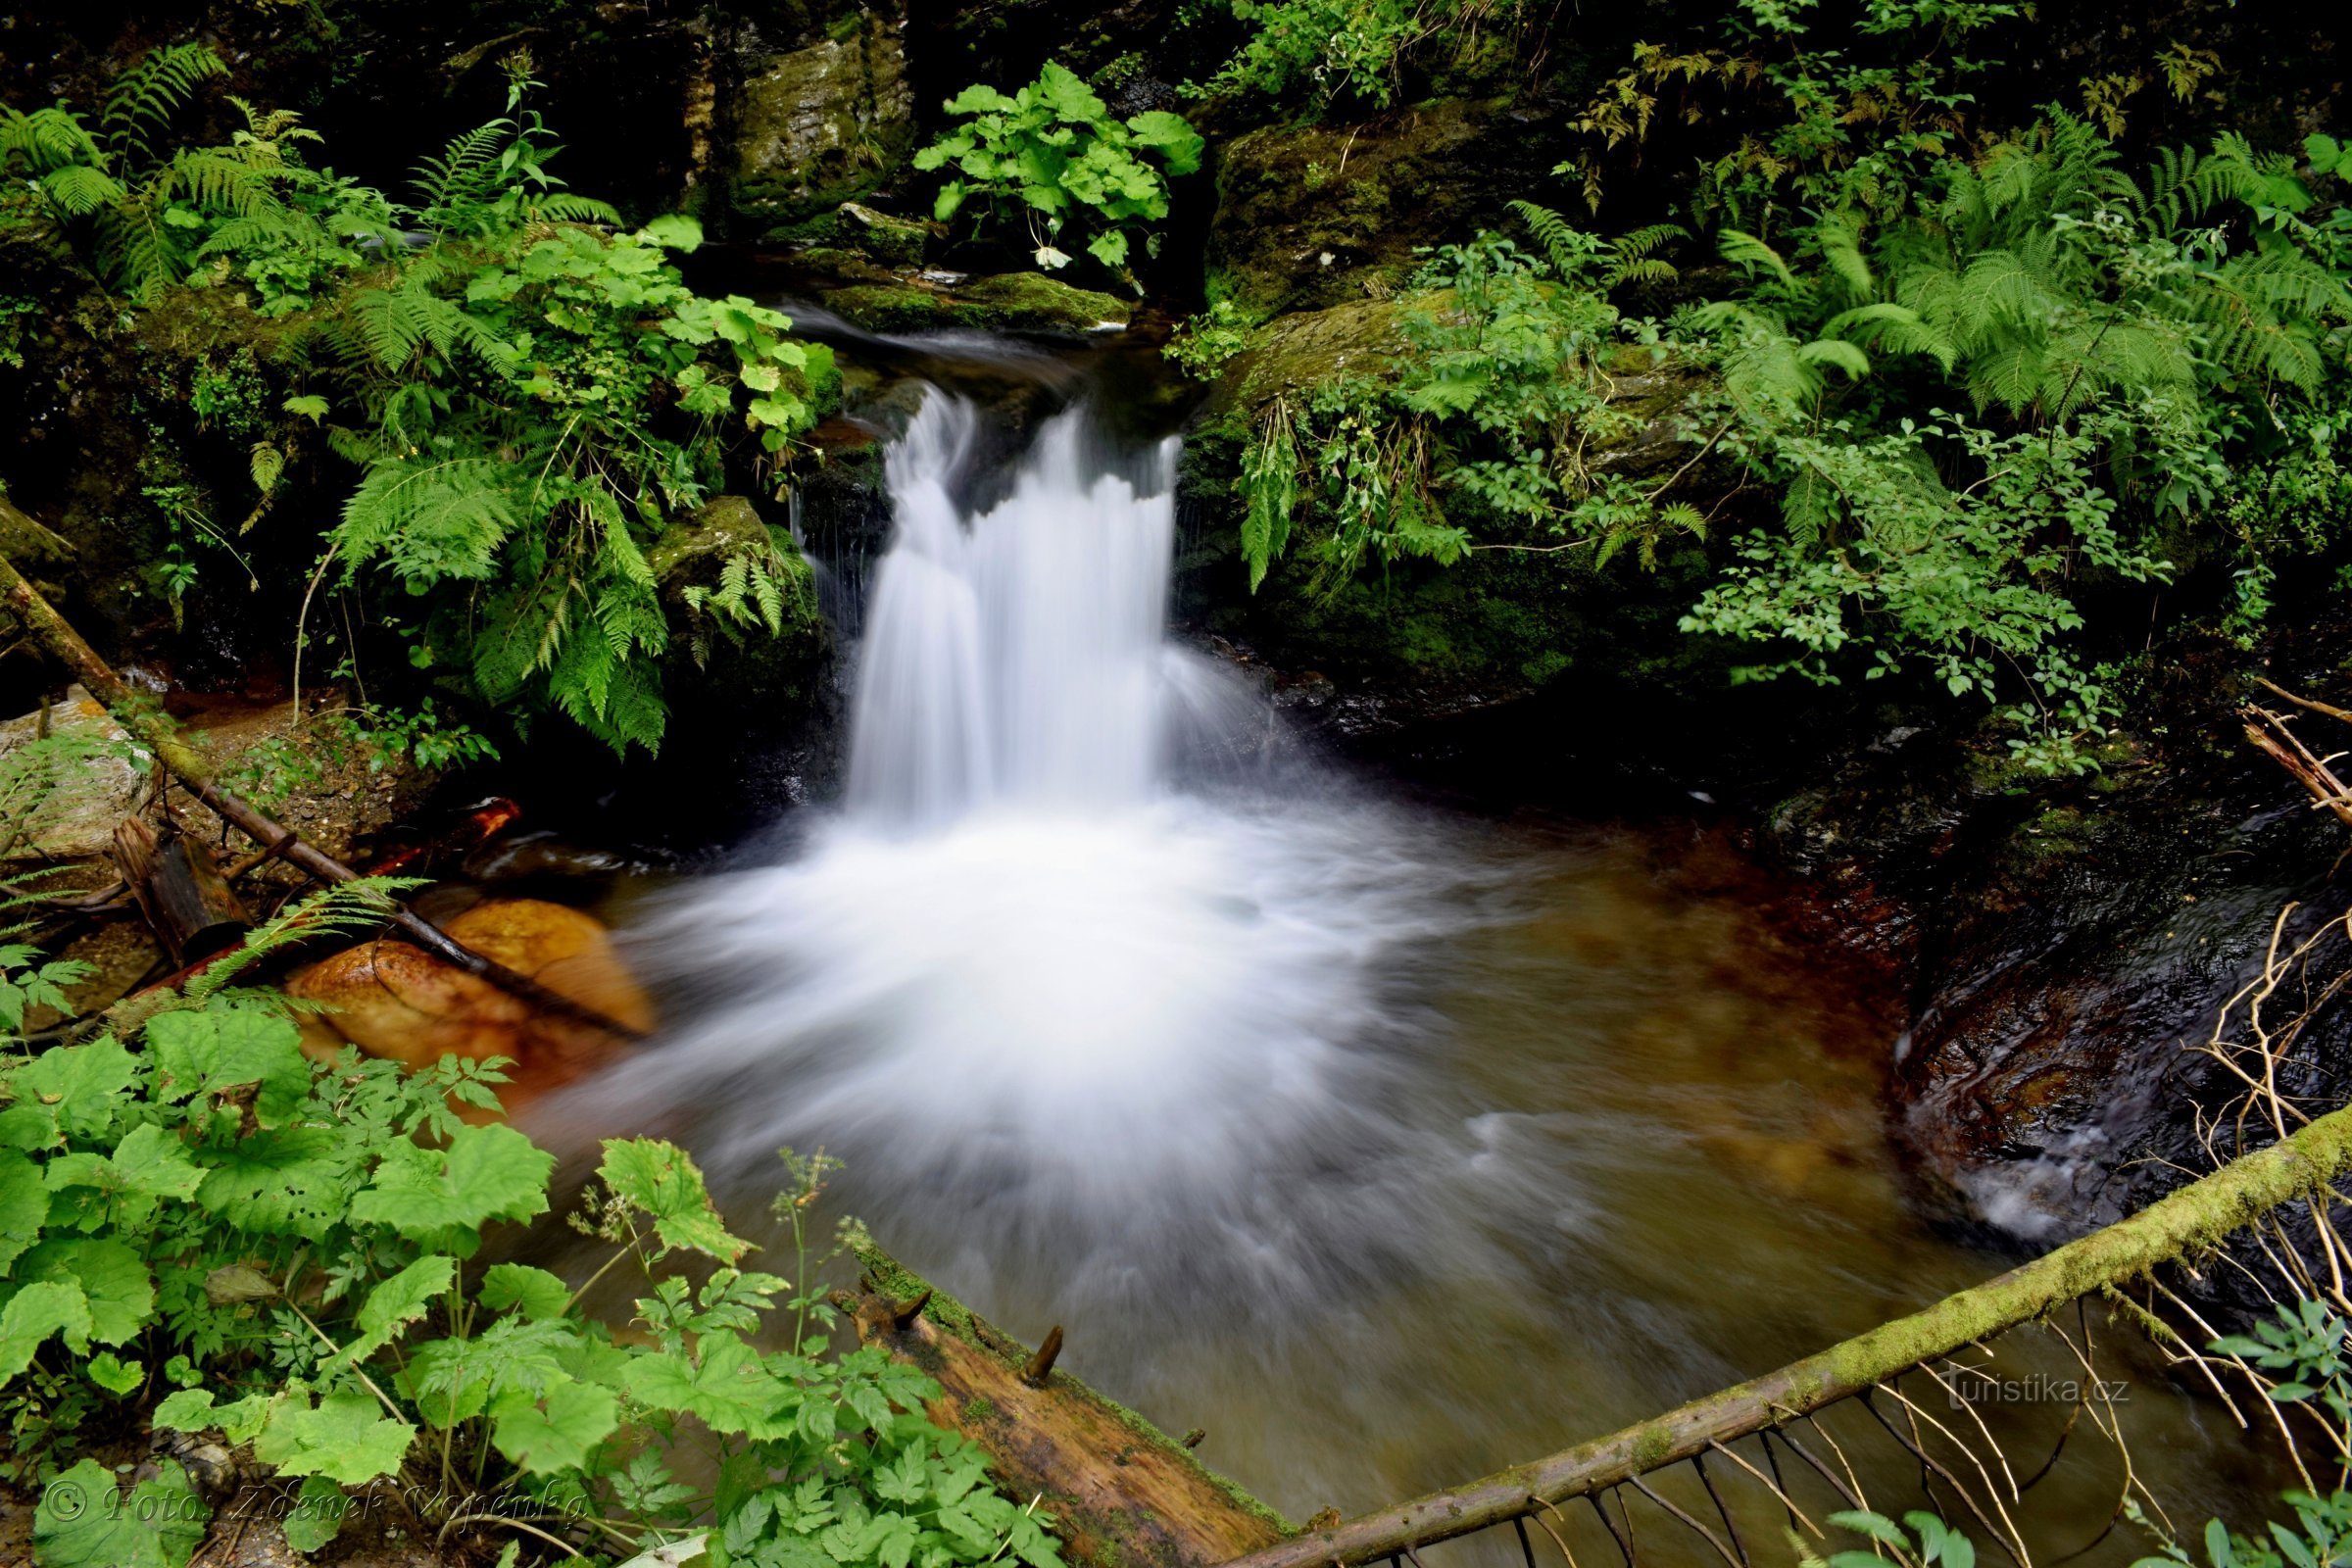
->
<box><xmin>845</xmin><ymin>392</ymin><xmax>1183</xmax><ymax>825</ymax></box>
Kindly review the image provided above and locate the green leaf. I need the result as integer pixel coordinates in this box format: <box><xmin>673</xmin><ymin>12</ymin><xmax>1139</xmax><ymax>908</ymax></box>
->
<box><xmin>0</xmin><ymin>1149</ymin><xmax>51</xmax><ymax>1272</ymax></box>
<box><xmin>282</xmin><ymin>1473</ymin><xmax>350</xmax><ymax>1555</ymax></box>
<box><xmin>490</xmin><ymin>1375</ymin><xmax>619</xmax><ymax>1474</ymax></box>
<box><xmin>0</xmin><ymin>1281</ymin><xmax>92</xmax><ymax>1378</ymax></box>
<box><xmin>598</xmin><ymin>1138</ymin><xmax>749</xmax><ymax>1262</ymax></box>
<box><xmin>198</xmin><ymin>1126</ymin><xmax>351</xmax><ymax>1242</ymax></box>
<box><xmin>87</xmin><ymin>1350</ymin><xmax>142</xmax><ymax>1395</ymax></box>
<box><xmin>282</xmin><ymin>393</ymin><xmax>329</xmax><ymax>422</ymax></box>
<box><xmin>350</xmin><ymin>1122</ymin><xmax>553</xmax><ymax>1253</ymax></box>
<box><xmin>14</xmin><ymin>1037</ymin><xmax>137</xmax><ymax>1140</ymax></box>
<box><xmin>1123</xmin><ymin>111</ymin><xmax>1203</xmax><ymax>175</ymax></box>
<box><xmin>146</xmin><ymin>1007</ymin><xmax>313</xmax><ymax>1128</ymax></box>
<box><xmin>639</xmin><ymin>213</ymin><xmax>705</xmax><ymax>251</ymax></box>
<box><xmin>620</xmin><ymin>1336</ymin><xmax>790</xmax><ymax>1435</ymax></box>
<box><xmin>34</xmin><ymin>1458</ymin><xmax>208</xmax><ymax>1568</ymax></box>
<box><xmin>1086</xmin><ymin>229</ymin><xmax>1129</xmax><ymax>268</ymax></box>
<box><xmin>328</xmin><ymin>1254</ymin><xmax>455</xmax><ymax>1370</ymax></box>
<box><xmin>254</xmin><ymin>1386</ymin><xmax>416</xmax><ymax>1485</ymax></box>
<box><xmin>480</xmin><ymin>1263</ymin><xmax>572</xmax><ymax>1321</ymax></box>
<box><xmin>16</xmin><ymin>1238</ymin><xmax>151</xmax><ymax>1346</ymax></box>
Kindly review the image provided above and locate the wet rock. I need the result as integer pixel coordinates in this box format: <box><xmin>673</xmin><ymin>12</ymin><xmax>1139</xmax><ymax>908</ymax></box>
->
<box><xmin>1759</xmin><ymin>631</ymin><xmax>2352</xmax><ymax>1245</ymax></box>
<box><xmin>288</xmin><ymin>899</ymin><xmax>654</xmax><ymax>1108</ymax></box>
<box><xmin>1206</xmin><ymin>97</ymin><xmax>1553</xmax><ymax>318</ymax></box>
<box><xmin>727</xmin><ymin>11</ymin><xmax>915</xmax><ymax>236</ymax></box>
<box><xmin>822</xmin><ymin>271</ymin><xmax>1133</xmax><ymax>338</ymax></box>
<box><xmin>649</xmin><ymin>493</ymin><xmax>833</xmax><ymax>714</ymax></box>
<box><xmin>0</xmin><ymin>684</ymin><xmax>143</xmax><ymax>862</ymax></box>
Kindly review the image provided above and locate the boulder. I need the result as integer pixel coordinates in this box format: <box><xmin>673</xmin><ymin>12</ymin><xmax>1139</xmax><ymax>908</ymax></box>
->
<box><xmin>0</xmin><ymin>685</ymin><xmax>143</xmax><ymax>863</ymax></box>
<box><xmin>289</xmin><ymin>898</ymin><xmax>655</xmax><ymax>1109</ymax></box>
<box><xmin>822</xmin><ymin>271</ymin><xmax>1132</xmax><ymax>338</ymax></box>
<box><xmin>727</xmin><ymin>13</ymin><xmax>916</xmax><ymax>236</ymax></box>
<box><xmin>648</xmin><ymin>494</ymin><xmax>832</xmax><ymax>713</ymax></box>
<box><xmin>1205</xmin><ymin>97</ymin><xmax>1553</xmax><ymax>318</ymax></box>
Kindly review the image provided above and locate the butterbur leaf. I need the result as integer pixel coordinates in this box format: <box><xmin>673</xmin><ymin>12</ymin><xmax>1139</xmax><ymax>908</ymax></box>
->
<box><xmin>196</xmin><ymin>1126</ymin><xmax>349</xmax><ymax>1241</ymax></box>
<box><xmin>16</xmin><ymin>1237</ymin><xmax>151</xmax><ymax>1345</ymax></box>
<box><xmin>598</xmin><ymin>1139</ymin><xmax>749</xmax><ymax>1261</ymax></box>
<box><xmin>620</xmin><ymin>1336</ymin><xmax>789</xmax><ymax>1434</ymax></box>
<box><xmin>146</xmin><ymin>1008</ymin><xmax>311</xmax><ymax>1128</ymax></box>
<box><xmin>480</xmin><ymin>1263</ymin><xmax>572</xmax><ymax>1321</ymax></box>
<box><xmin>1123</xmin><ymin>110</ymin><xmax>1203</xmax><ymax>175</ymax></box>
<box><xmin>282</xmin><ymin>1474</ymin><xmax>350</xmax><ymax>1555</ymax></box>
<box><xmin>15</xmin><ymin>1037</ymin><xmax>137</xmax><ymax>1139</ymax></box>
<box><xmin>490</xmin><ymin>1376</ymin><xmax>619</xmax><ymax>1474</ymax></box>
<box><xmin>0</xmin><ymin>1281</ymin><xmax>93</xmax><ymax>1378</ymax></box>
<box><xmin>0</xmin><ymin>1150</ymin><xmax>50</xmax><ymax>1271</ymax></box>
<box><xmin>639</xmin><ymin>213</ymin><xmax>704</xmax><ymax>251</ymax></box>
<box><xmin>351</xmin><ymin>1123</ymin><xmax>553</xmax><ymax>1253</ymax></box>
<box><xmin>328</xmin><ymin>1254</ymin><xmax>455</xmax><ymax>1369</ymax></box>
<box><xmin>254</xmin><ymin>1387</ymin><xmax>416</xmax><ymax>1485</ymax></box>
<box><xmin>35</xmin><ymin>1458</ymin><xmax>207</xmax><ymax>1568</ymax></box>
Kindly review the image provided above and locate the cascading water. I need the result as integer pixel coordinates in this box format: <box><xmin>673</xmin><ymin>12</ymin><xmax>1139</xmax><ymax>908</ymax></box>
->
<box><xmin>844</xmin><ymin>395</ymin><xmax>1185</xmax><ymax>823</ymax></box>
<box><xmin>559</xmin><ymin>374</ymin><xmax>2269</xmax><ymax>1543</ymax></box>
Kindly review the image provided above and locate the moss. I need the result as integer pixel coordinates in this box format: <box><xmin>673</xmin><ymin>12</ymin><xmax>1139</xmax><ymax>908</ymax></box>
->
<box><xmin>852</xmin><ymin>1243</ymin><xmax>1296</xmax><ymax>1539</ymax></box>
<box><xmin>822</xmin><ymin>273</ymin><xmax>1131</xmax><ymax>339</ymax></box>
<box><xmin>1204</xmin><ymin>97</ymin><xmax>1550</xmax><ymax>319</ymax></box>
<box><xmin>727</xmin><ymin>14</ymin><xmax>915</xmax><ymax>230</ymax></box>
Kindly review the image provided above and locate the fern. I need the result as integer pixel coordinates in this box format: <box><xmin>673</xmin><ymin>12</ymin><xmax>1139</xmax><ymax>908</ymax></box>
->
<box><xmin>97</xmin><ymin>42</ymin><xmax>225</xmax><ymax>170</ymax></box>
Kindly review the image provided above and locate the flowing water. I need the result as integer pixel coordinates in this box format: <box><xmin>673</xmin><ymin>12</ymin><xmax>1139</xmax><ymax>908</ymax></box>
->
<box><xmin>551</xmin><ymin>370</ymin><xmax>2296</xmax><ymax>1563</ymax></box>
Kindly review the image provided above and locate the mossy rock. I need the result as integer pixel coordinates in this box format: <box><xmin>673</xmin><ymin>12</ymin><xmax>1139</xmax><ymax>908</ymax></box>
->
<box><xmin>1206</xmin><ymin>96</ymin><xmax>1552</xmax><ymax>318</ymax></box>
<box><xmin>727</xmin><ymin>13</ymin><xmax>915</xmax><ymax>233</ymax></box>
<box><xmin>822</xmin><ymin>271</ymin><xmax>1131</xmax><ymax>338</ymax></box>
<box><xmin>652</xmin><ymin>495</ymin><xmax>831</xmax><ymax>712</ymax></box>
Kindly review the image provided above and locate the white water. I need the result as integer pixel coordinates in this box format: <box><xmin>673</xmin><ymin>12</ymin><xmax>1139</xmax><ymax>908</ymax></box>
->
<box><xmin>559</xmin><ymin>385</ymin><xmax>2283</xmax><ymax>1544</ymax></box>
<box><xmin>601</xmin><ymin>390</ymin><xmax>1482</xmax><ymax>1236</ymax></box>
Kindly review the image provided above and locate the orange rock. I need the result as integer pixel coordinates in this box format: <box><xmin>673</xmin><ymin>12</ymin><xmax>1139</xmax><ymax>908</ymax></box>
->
<box><xmin>289</xmin><ymin>898</ymin><xmax>653</xmax><ymax>1110</ymax></box>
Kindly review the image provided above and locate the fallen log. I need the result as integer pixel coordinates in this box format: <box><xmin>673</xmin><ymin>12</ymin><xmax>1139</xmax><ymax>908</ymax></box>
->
<box><xmin>848</xmin><ymin>1246</ymin><xmax>1293</xmax><ymax>1568</ymax></box>
<box><xmin>110</xmin><ymin>816</ymin><xmax>250</xmax><ymax>962</ymax></box>
<box><xmin>0</xmin><ymin>545</ymin><xmax>643</xmax><ymax>1042</ymax></box>
<box><xmin>1211</xmin><ymin>1100</ymin><xmax>2352</xmax><ymax>1568</ymax></box>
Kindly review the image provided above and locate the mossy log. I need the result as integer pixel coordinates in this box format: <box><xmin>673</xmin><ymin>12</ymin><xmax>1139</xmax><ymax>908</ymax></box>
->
<box><xmin>849</xmin><ymin>1247</ymin><xmax>1293</xmax><ymax>1568</ymax></box>
<box><xmin>1215</xmin><ymin>1101</ymin><xmax>2352</xmax><ymax>1568</ymax></box>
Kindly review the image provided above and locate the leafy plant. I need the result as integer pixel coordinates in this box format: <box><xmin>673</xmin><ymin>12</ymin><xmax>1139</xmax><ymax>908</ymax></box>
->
<box><xmin>0</xmin><ymin>931</ymin><xmax>1066</xmax><ymax>1568</ymax></box>
<box><xmin>914</xmin><ymin>62</ymin><xmax>1203</xmax><ymax>273</ymax></box>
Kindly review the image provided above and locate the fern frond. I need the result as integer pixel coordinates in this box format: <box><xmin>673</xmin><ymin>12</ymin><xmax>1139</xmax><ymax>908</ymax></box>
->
<box><xmin>99</xmin><ymin>42</ymin><xmax>225</xmax><ymax>171</ymax></box>
<box><xmin>337</xmin><ymin>455</ymin><xmax>524</xmax><ymax>583</ymax></box>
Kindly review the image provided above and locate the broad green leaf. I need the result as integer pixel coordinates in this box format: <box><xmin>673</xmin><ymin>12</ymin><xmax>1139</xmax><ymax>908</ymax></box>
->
<box><xmin>620</xmin><ymin>1335</ymin><xmax>790</xmax><ymax>1434</ymax></box>
<box><xmin>34</xmin><ymin>1457</ymin><xmax>207</xmax><ymax>1568</ymax></box>
<box><xmin>328</xmin><ymin>1254</ymin><xmax>454</xmax><ymax>1370</ymax></box>
<box><xmin>480</xmin><ymin>1262</ymin><xmax>572</xmax><ymax>1321</ymax></box>
<box><xmin>254</xmin><ymin>1386</ymin><xmax>416</xmax><ymax>1485</ymax></box>
<box><xmin>0</xmin><ymin>1149</ymin><xmax>50</xmax><ymax>1271</ymax></box>
<box><xmin>282</xmin><ymin>393</ymin><xmax>329</xmax><ymax>421</ymax></box>
<box><xmin>282</xmin><ymin>1474</ymin><xmax>350</xmax><ymax>1554</ymax></box>
<box><xmin>1123</xmin><ymin>111</ymin><xmax>1203</xmax><ymax>175</ymax></box>
<box><xmin>489</xmin><ymin>1375</ymin><xmax>619</xmax><ymax>1474</ymax></box>
<box><xmin>146</xmin><ymin>1007</ymin><xmax>312</xmax><ymax>1128</ymax></box>
<box><xmin>598</xmin><ymin>1138</ymin><xmax>749</xmax><ymax>1261</ymax></box>
<box><xmin>639</xmin><ymin>213</ymin><xmax>704</xmax><ymax>251</ymax></box>
<box><xmin>14</xmin><ymin>1037</ymin><xmax>136</xmax><ymax>1140</ymax></box>
<box><xmin>0</xmin><ymin>1280</ymin><xmax>92</xmax><ymax>1377</ymax></box>
<box><xmin>350</xmin><ymin>1122</ymin><xmax>553</xmax><ymax>1253</ymax></box>
<box><xmin>87</xmin><ymin>1350</ymin><xmax>142</xmax><ymax>1395</ymax></box>
<box><xmin>16</xmin><ymin>1238</ymin><xmax>150</xmax><ymax>1345</ymax></box>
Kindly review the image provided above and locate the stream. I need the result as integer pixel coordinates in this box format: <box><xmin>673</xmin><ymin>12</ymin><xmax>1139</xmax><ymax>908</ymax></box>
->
<box><xmin>530</xmin><ymin>332</ymin><xmax>2299</xmax><ymax>1566</ymax></box>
